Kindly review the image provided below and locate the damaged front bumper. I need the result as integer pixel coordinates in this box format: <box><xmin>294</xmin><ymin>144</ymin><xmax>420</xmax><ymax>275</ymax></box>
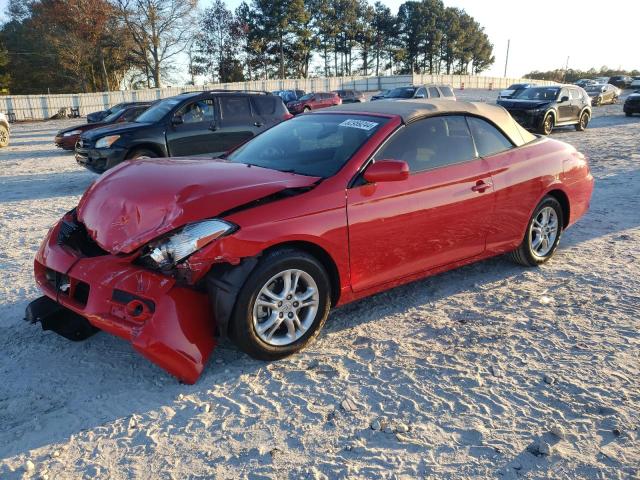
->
<box><xmin>28</xmin><ymin>218</ymin><xmax>216</xmax><ymax>384</ymax></box>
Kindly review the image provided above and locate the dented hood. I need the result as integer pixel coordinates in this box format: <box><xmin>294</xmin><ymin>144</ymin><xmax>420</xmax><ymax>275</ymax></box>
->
<box><xmin>77</xmin><ymin>158</ymin><xmax>320</xmax><ymax>254</ymax></box>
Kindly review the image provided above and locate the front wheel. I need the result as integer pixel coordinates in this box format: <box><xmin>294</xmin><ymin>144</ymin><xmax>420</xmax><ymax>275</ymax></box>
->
<box><xmin>303</xmin><ymin>106</ymin><xmax>311</xmax><ymax>112</ymax></box>
<box><xmin>509</xmin><ymin>196</ymin><xmax>564</xmax><ymax>267</ymax></box>
<box><xmin>0</xmin><ymin>124</ymin><xmax>9</xmax><ymax>147</ymax></box>
<box><xmin>229</xmin><ymin>248</ymin><xmax>331</xmax><ymax>360</ymax></box>
<box><xmin>575</xmin><ymin>111</ymin><xmax>589</xmax><ymax>131</ymax></box>
<box><xmin>127</xmin><ymin>148</ymin><xmax>157</xmax><ymax>160</ymax></box>
<box><xmin>539</xmin><ymin>113</ymin><xmax>554</xmax><ymax>135</ymax></box>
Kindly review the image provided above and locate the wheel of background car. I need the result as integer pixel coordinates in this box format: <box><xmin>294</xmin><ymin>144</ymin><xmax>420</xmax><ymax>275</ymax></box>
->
<box><xmin>0</xmin><ymin>124</ymin><xmax>8</xmax><ymax>147</ymax></box>
<box><xmin>127</xmin><ymin>148</ymin><xmax>157</xmax><ymax>160</ymax></box>
<box><xmin>575</xmin><ymin>111</ymin><xmax>589</xmax><ymax>131</ymax></box>
<box><xmin>540</xmin><ymin>113</ymin><xmax>554</xmax><ymax>135</ymax></box>
<box><xmin>509</xmin><ymin>196</ymin><xmax>563</xmax><ymax>267</ymax></box>
<box><xmin>229</xmin><ymin>247</ymin><xmax>331</xmax><ymax>360</ymax></box>
<box><xmin>303</xmin><ymin>106</ymin><xmax>311</xmax><ymax>112</ymax></box>
<box><xmin>626</xmin><ymin>112</ymin><xmax>632</xmax><ymax>117</ymax></box>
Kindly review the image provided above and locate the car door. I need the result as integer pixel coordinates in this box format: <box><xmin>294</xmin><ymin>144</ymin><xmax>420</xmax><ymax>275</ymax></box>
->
<box><xmin>166</xmin><ymin>97</ymin><xmax>218</xmax><ymax>156</ymax></box>
<box><xmin>569</xmin><ymin>88</ymin><xmax>583</xmax><ymax>118</ymax></box>
<box><xmin>556</xmin><ymin>88</ymin><xmax>572</xmax><ymax>122</ymax></box>
<box><xmin>216</xmin><ymin>95</ymin><xmax>261</xmax><ymax>153</ymax></box>
<box><xmin>346</xmin><ymin>115</ymin><xmax>495</xmax><ymax>292</ymax></box>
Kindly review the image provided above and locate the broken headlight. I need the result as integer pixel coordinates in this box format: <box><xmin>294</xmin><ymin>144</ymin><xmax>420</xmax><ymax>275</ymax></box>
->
<box><xmin>144</xmin><ymin>219</ymin><xmax>237</xmax><ymax>269</ymax></box>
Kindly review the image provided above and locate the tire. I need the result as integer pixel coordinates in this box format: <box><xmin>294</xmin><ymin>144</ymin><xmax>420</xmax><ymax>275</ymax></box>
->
<box><xmin>539</xmin><ymin>113</ymin><xmax>554</xmax><ymax>135</ymax></box>
<box><xmin>229</xmin><ymin>248</ymin><xmax>331</xmax><ymax>360</ymax></box>
<box><xmin>625</xmin><ymin>112</ymin><xmax>632</xmax><ymax>117</ymax></box>
<box><xmin>126</xmin><ymin>148</ymin><xmax>157</xmax><ymax>160</ymax></box>
<box><xmin>0</xmin><ymin>124</ymin><xmax>9</xmax><ymax>147</ymax></box>
<box><xmin>303</xmin><ymin>106</ymin><xmax>311</xmax><ymax>112</ymax></box>
<box><xmin>509</xmin><ymin>196</ymin><xmax>564</xmax><ymax>267</ymax></box>
<box><xmin>575</xmin><ymin>111</ymin><xmax>589</xmax><ymax>131</ymax></box>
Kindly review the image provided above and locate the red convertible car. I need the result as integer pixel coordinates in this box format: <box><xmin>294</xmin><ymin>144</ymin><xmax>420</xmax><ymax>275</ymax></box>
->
<box><xmin>26</xmin><ymin>101</ymin><xmax>594</xmax><ymax>383</ymax></box>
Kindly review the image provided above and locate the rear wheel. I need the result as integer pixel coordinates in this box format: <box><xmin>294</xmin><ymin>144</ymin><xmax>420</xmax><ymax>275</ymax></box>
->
<box><xmin>626</xmin><ymin>112</ymin><xmax>632</xmax><ymax>117</ymax></box>
<box><xmin>575</xmin><ymin>111</ymin><xmax>589</xmax><ymax>131</ymax></box>
<box><xmin>539</xmin><ymin>113</ymin><xmax>554</xmax><ymax>135</ymax></box>
<box><xmin>510</xmin><ymin>196</ymin><xmax>563</xmax><ymax>267</ymax></box>
<box><xmin>303</xmin><ymin>106</ymin><xmax>311</xmax><ymax>112</ymax></box>
<box><xmin>229</xmin><ymin>248</ymin><xmax>331</xmax><ymax>360</ymax></box>
<box><xmin>0</xmin><ymin>124</ymin><xmax>9</xmax><ymax>147</ymax></box>
<box><xmin>127</xmin><ymin>148</ymin><xmax>157</xmax><ymax>160</ymax></box>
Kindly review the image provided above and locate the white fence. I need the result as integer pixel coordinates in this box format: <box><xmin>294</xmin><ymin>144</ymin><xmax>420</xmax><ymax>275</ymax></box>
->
<box><xmin>0</xmin><ymin>74</ymin><xmax>553</xmax><ymax>121</ymax></box>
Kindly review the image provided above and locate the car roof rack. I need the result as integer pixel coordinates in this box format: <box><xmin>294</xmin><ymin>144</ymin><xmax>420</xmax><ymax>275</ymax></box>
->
<box><xmin>207</xmin><ymin>89</ymin><xmax>271</xmax><ymax>95</ymax></box>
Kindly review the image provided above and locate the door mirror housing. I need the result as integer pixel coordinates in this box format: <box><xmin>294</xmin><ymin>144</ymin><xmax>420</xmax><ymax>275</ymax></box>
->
<box><xmin>363</xmin><ymin>159</ymin><xmax>409</xmax><ymax>183</ymax></box>
<box><xmin>172</xmin><ymin>114</ymin><xmax>184</xmax><ymax>126</ymax></box>
<box><xmin>560</xmin><ymin>95</ymin><xmax>569</xmax><ymax>103</ymax></box>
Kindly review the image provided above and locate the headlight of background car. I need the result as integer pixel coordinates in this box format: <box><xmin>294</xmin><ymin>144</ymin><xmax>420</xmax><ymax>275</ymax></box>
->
<box><xmin>146</xmin><ymin>219</ymin><xmax>237</xmax><ymax>269</ymax></box>
<box><xmin>95</xmin><ymin>134</ymin><xmax>121</xmax><ymax>148</ymax></box>
<box><xmin>63</xmin><ymin>129</ymin><xmax>82</xmax><ymax>137</ymax></box>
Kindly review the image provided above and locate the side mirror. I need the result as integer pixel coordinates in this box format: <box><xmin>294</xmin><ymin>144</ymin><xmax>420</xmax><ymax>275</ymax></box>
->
<box><xmin>560</xmin><ymin>96</ymin><xmax>569</xmax><ymax>103</ymax></box>
<box><xmin>172</xmin><ymin>114</ymin><xmax>184</xmax><ymax>126</ymax></box>
<box><xmin>363</xmin><ymin>159</ymin><xmax>409</xmax><ymax>183</ymax></box>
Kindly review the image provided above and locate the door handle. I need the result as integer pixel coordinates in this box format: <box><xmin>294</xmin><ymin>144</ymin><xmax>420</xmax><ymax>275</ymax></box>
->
<box><xmin>471</xmin><ymin>180</ymin><xmax>492</xmax><ymax>193</ymax></box>
<box><xmin>254</xmin><ymin>122</ymin><xmax>264</xmax><ymax>127</ymax></box>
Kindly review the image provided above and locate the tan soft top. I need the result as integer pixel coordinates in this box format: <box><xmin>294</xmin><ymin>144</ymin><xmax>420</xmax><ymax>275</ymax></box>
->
<box><xmin>326</xmin><ymin>99</ymin><xmax>536</xmax><ymax>147</ymax></box>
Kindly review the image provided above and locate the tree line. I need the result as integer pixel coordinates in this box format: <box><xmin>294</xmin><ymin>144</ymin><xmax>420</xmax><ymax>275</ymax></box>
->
<box><xmin>525</xmin><ymin>67</ymin><xmax>640</xmax><ymax>84</ymax></box>
<box><xmin>0</xmin><ymin>0</ymin><xmax>494</xmax><ymax>94</ymax></box>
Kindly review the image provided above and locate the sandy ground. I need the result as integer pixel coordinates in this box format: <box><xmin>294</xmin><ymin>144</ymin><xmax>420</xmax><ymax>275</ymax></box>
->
<box><xmin>0</xmin><ymin>90</ymin><xmax>638</xmax><ymax>479</ymax></box>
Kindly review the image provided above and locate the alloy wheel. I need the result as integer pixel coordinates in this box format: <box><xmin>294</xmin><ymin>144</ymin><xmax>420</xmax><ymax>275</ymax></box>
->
<box><xmin>252</xmin><ymin>269</ymin><xmax>319</xmax><ymax>346</ymax></box>
<box><xmin>529</xmin><ymin>206</ymin><xmax>559</xmax><ymax>257</ymax></box>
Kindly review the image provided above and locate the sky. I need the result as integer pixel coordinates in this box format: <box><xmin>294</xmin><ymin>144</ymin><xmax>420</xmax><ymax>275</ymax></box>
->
<box><xmin>1</xmin><ymin>0</ymin><xmax>637</xmax><ymax>81</ymax></box>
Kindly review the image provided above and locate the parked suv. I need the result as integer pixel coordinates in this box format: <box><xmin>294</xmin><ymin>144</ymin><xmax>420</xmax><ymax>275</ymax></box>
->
<box><xmin>380</xmin><ymin>84</ymin><xmax>456</xmax><ymax>101</ymax></box>
<box><xmin>332</xmin><ymin>89</ymin><xmax>366</xmax><ymax>103</ymax></box>
<box><xmin>75</xmin><ymin>91</ymin><xmax>291</xmax><ymax>173</ymax></box>
<box><xmin>497</xmin><ymin>85</ymin><xmax>591</xmax><ymax>135</ymax></box>
<box><xmin>55</xmin><ymin>103</ymin><xmax>151</xmax><ymax>150</ymax></box>
<box><xmin>608</xmin><ymin>76</ymin><xmax>632</xmax><ymax>89</ymax></box>
<box><xmin>286</xmin><ymin>92</ymin><xmax>341</xmax><ymax>114</ymax></box>
<box><xmin>0</xmin><ymin>112</ymin><xmax>9</xmax><ymax>147</ymax></box>
<box><xmin>624</xmin><ymin>90</ymin><xmax>640</xmax><ymax>116</ymax></box>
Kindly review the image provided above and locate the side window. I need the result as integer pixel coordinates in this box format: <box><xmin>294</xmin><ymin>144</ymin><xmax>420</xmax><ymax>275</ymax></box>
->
<box><xmin>220</xmin><ymin>96</ymin><xmax>252</xmax><ymax>120</ymax></box>
<box><xmin>123</xmin><ymin>107</ymin><xmax>145</xmax><ymax>121</ymax></box>
<box><xmin>467</xmin><ymin>116</ymin><xmax>513</xmax><ymax>157</ymax></box>
<box><xmin>252</xmin><ymin>96</ymin><xmax>276</xmax><ymax>115</ymax></box>
<box><xmin>559</xmin><ymin>88</ymin><xmax>569</xmax><ymax>101</ymax></box>
<box><xmin>428</xmin><ymin>87</ymin><xmax>441</xmax><ymax>98</ymax></box>
<box><xmin>177</xmin><ymin>99</ymin><xmax>215</xmax><ymax>124</ymax></box>
<box><xmin>373</xmin><ymin>115</ymin><xmax>476</xmax><ymax>173</ymax></box>
<box><xmin>440</xmin><ymin>86</ymin><xmax>455</xmax><ymax>97</ymax></box>
<box><xmin>570</xmin><ymin>89</ymin><xmax>582</xmax><ymax>100</ymax></box>
<box><xmin>416</xmin><ymin>87</ymin><xmax>427</xmax><ymax>98</ymax></box>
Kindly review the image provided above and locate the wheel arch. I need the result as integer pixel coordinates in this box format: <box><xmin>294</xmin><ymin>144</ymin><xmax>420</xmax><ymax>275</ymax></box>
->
<box><xmin>544</xmin><ymin>188</ymin><xmax>570</xmax><ymax>229</ymax></box>
<box><xmin>125</xmin><ymin>142</ymin><xmax>165</xmax><ymax>159</ymax></box>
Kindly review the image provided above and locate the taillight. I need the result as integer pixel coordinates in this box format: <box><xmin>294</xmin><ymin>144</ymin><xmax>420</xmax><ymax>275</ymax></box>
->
<box><xmin>283</xmin><ymin>112</ymin><xmax>293</xmax><ymax>120</ymax></box>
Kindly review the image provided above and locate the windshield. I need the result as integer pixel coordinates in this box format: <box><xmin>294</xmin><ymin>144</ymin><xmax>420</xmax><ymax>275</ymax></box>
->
<box><xmin>108</xmin><ymin>103</ymin><xmax>126</xmax><ymax>114</ymax></box>
<box><xmin>512</xmin><ymin>87</ymin><xmax>560</xmax><ymax>101</ymax></box>
<box><xmin>227</xmin><ymin>114</ymin><xmax>388</xmax><ymax>178</ymax></box>
<box><xmin>298</xmin><ymin>93</ymin><xmax>314</xmax><ymax>101</ymax></box>
<box><xmin>135</xmin><ymin>97</ymin><xmax>183</xmax><ymax>123</ymax></box>
<box><xmin>585</xmin><ymin>85</ymin><xmax>605</xmax><ymax>93</ymax></box>
<box><xmin>386</xmin><ymin>87</ymin><xmax>416</xmax><ymax>99</ymax></box>
<box><xmin>103</xmin><ymin>108</ymin><xmax>126</xmax><ymax>123</ymax></box>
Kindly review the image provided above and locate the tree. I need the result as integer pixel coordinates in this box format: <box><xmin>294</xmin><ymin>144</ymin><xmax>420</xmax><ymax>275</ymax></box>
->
<box><xmin>112</xmin><ymin>0</ymin><xmax>198</xmax><ymax>88</ymax></box>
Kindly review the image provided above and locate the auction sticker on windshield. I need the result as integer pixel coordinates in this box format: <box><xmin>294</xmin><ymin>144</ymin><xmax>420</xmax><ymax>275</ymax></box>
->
<box><xmin>339</xmin><ymin>119</ymin><xmax>379</xmax><ymax>130</ymax></box>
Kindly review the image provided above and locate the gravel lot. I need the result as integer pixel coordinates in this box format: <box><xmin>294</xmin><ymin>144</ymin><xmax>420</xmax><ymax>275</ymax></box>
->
<box><xmin>1</xmin><ymin>90</ymin><xmax>639</xmax><ymax>479</ymax></box>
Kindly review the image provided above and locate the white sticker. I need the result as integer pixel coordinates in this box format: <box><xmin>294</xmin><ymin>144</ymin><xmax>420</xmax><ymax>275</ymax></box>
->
<box><xmin>339</xmin><ymin>119</ymin><xmax>378</xmax><ymax>131</ymax></box>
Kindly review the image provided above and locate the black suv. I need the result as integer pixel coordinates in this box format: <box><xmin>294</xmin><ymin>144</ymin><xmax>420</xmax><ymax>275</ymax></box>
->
<box><xmin>624</xmin><ymin>90</ymin><xmax>640</xmax><ymax>116</ymax></box>
<box><xmin>75</xmin><ymin>91</ymin><xmax>291</xmax><ymax>173</ymax></box>
<box><xmin>497</xmin><ymin>85</ymin><xmax>591</xmax><ymax>135</ymax></box>
<box><xmin>608</xmin><ymin>76</ymin><xmax>632</xmax><ymax>89</ymax></box>
<box><xmin>332</xmin><ymin>89</ymin><xmax>366</xmax><ymax>103</ymax></box>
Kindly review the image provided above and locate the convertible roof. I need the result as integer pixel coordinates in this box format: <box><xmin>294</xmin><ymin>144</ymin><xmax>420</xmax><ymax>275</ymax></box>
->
<box><xmin>326</xmin><ymin>99</ymin><xmax>537</xmax><ymax>147</ymax></box>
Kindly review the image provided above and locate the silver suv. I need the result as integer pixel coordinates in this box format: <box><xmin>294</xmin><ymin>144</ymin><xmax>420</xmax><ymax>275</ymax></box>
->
<box><xmin>0</xmin><ymin>112</ymin><xmax>9</xmax><ymax>147</ymax></box>
<box><xmin>378</xmin><ymin>84</ymin><xmax>456</xmax><ymax>101</ymax></box>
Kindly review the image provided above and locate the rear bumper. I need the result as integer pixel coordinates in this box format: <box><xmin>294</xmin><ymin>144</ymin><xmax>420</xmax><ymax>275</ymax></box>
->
<box><xmin>75</xmin><ymin>146</ymin><xmax>127</xmax><ymax>173</ymax></box>
<box><xmin>32</xmin><ymin>218</ymin><xmax>216</xmax><ymax>384</ymax></box>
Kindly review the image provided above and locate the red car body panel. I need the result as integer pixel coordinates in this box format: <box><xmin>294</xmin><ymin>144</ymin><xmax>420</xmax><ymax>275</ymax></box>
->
<box><xmin>287</xmin><ymin>92</ymin><xmax>342</xmax><ymax>114</ymax></box>
<box><xmin>33</xmin><ymin>109</ymin><xmax>594</xmax><ymax>383</ymax></box>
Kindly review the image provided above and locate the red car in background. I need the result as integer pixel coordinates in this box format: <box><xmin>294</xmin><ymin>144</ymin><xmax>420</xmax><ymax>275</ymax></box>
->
<box><xmin>27</xmin><ymin>100</ymin><xmax>593</xmax><ymax>384</ymax></box>
<box><xmin>286</xmin><ymin>92</ymin><xmax>341</xmax><ymax>114</ymax></box>
<box><xmin>54</xmin><ymin>103</ymin><xmax>151</xmax><ymax>150</ymax></box>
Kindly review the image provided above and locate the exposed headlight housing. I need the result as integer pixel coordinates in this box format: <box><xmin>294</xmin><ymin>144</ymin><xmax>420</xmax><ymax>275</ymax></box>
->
<box><xmin>145</xmin><ymin>219</ymin><xmax>237</xmax><ymax>269</ymax></box>
<box><xmin>63</xmin><ymin>129</ymin><xmax>82</xmax><ymax>137</ymax></box>
<box><xmin>95</xmin><ymin>135</ymin><xmax>121</xmax><ymax>148</ymax></box>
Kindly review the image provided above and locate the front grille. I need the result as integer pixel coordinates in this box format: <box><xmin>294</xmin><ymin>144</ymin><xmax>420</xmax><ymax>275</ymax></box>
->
<box><xmin>57</xmin><ymin>211</ymin><xmax>108</xmax><ymax>257</ymax></box>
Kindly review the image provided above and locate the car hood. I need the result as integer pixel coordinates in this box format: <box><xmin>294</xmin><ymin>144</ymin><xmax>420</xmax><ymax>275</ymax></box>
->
<box><xmin>81</xmin><ymin>122</ymin><xmax>150</xmax><ymax>140</ymax></box>
<box><xmin>77</xmin><ymin>158</ymin><xmax>321</xmax><ymax>254</ymax></box>
<box><xmin>57</xmin><ymin>123</ymin><xmax>101</xmax><ymax>135</ymax></box>
<box><xmin>497</xmin><ymin>99</ymin><xmax>552</xmax><ymax>109</ymax></box>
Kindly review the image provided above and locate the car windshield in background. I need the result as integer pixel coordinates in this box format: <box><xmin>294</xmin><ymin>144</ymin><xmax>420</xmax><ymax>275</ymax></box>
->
<box><xmin>227</xmin><ymin>114</ymin><xmax>388</xmax><ymax>178</ymax></box>
<box><xmin>135</xmin><ymin>97</ymin><xmax>183</xmax><ymax>123</ymax></box>
<box><xmin>585</xmin><ymin>85</ymin><xmax>605</xmax><ymax>93</ymax></box>
<box><xmin>386</xmin><ymin>87</ymin><xmax>416</xmax><ymax>98</ymax></box>
<box><xmin>102</xmin><ymin>109</ymin><xmax>125</xmax><ymax>123</ymax></box>
<box><xmin>512</xmin><ymin>87</ymin><xmax>560</xmax><ymax>100</ymax></box>
<box><xmin>298</xmin><ymin>93</ymin><xmax>314</xmax><ymax>101</ymax></box>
